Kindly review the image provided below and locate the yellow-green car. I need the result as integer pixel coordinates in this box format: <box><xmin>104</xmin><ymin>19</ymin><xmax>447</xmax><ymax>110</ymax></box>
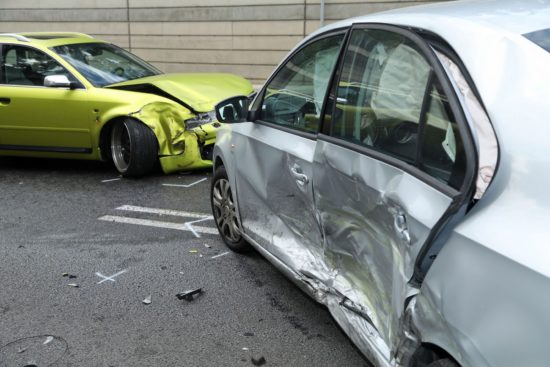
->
<box><xmin>0</xmin><ymin>32</ymin><xmax>254</xmax><ymax>176</ymax></box>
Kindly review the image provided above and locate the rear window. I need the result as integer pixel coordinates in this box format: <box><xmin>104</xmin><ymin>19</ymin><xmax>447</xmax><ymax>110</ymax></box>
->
<box><xmin>524</xmin><ymin>28</ymin><xmax>550</xmax><ymax>53</ymax></box>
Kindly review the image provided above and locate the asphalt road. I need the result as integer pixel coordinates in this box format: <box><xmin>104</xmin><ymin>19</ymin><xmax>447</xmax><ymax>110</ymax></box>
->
<box><xmin>0</xmin><ymin>157</ymin><xmax>369</xmax><ymax>367</ymax></box>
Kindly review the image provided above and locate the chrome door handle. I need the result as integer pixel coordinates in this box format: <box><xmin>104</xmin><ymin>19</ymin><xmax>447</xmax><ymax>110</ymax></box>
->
<box><xmin>394</xmin><ymin>213</ymin><xmax>411</xmax><ymax>244</ymax></box>
<box><xmin>290</xmin><ymin>166</ymin><xmax>309</xmax><ymax>185</ymax></box>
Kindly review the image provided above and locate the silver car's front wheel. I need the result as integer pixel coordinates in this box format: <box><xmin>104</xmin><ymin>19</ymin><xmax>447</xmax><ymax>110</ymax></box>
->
<box><xmin>211</xmin><ymin>165</ymin><xmax>250</xmax><ymax>252</ymax></box>
<box><xmin>110</xmin><ymin>118</ymin><xmax>158</xmax><ymax>177</ymax></box>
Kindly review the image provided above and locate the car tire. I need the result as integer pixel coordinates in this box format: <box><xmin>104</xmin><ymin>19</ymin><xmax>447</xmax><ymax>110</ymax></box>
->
<box><xmin>211</xmin><ymin>165</ymin><xmax>250</xmax><ymax>253</ymax></box>
<box><xmin>427</xmin><ymin>359</ymin><xmax>460</xmax><ymax>367</ymax></box>
<box><xmin>110</xmin><ymin>118</ymin><xmax>158</xmax><ymax>177</ymax></box>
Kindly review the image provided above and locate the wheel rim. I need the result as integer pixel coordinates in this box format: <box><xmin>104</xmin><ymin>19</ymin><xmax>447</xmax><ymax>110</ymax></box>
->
<box><xmin>111</xmin><ymin>122</ymin><xmax>132</xmax><ymax>172</ymax></box>
<box><xmin>212</xmin><ymin>178</ymin><xmax>241</xmax><ymax>242</ymax></box>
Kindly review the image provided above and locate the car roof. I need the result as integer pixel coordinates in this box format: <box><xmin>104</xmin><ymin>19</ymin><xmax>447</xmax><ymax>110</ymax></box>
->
<box><xmin>313</xmin><ymin>0</ymin><xmax>550</xmax><ymax>38</ymax></box>
<box><xmin>0</xmin><ymin>32</ymin><xmax>105</xmax><ymax>47</ymax></box>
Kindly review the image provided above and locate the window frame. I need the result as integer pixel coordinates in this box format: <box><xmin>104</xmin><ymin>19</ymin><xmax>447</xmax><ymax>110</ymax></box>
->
<box><xmin>320</xmin><ymin>23</ymin><xmax>478</xmax><ymax>197</ymax></box>
<box><xmin>0</xmin><ymin>43</ymin><xmax>85</xmax><ymax>89</ymax></box>
<box><xmin>250</xmin><ymin>28</ymin><xmax>350</xmax><ymax>140</ymax></box>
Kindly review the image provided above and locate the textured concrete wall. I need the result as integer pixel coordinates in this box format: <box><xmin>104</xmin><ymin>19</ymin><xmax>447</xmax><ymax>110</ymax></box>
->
<box><xmin>0</xmin><ymin>0</ymin><xmax>447</xmax><ymax>84</ymax></box>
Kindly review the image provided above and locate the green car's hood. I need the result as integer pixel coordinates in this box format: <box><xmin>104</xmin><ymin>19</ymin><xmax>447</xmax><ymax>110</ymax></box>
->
<box><xmin>107</xmin><ymin>73</ymin><xmax>254</xmax><ymax>113</ymax></box>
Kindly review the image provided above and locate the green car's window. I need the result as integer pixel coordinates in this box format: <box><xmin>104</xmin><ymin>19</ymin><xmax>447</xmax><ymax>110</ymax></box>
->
<box><xmin>0</xmin><ymin>45</ymin><xmax>77</xmax><ymax>86</ymax></box>
<box><xmin>52</xmin><ymin>43</ymin><xmax>161</xmax><ymax>87</ymax></box>
<box><xmin>330</xmin><ymin>28</ymin><xmax>466</xmax><ymax>189</ymax></box>
<box><xmin>260</xmin><ymin>34</ymin><xmax>344</xmax><ymax>133</ymax></box>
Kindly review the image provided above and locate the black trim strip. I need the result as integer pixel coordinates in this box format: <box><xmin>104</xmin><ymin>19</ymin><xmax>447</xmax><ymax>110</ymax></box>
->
<box><xmin>0</xmin><ymin>144</ymin><xmax>92</xmax><ymax>154</ymax></box>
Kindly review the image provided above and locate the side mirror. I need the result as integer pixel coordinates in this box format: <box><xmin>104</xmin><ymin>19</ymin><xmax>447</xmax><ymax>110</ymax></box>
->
<box><xmin>44</xmin><ymin>75</ymin><xmax>73</xmax><ymax>88</ymax></box>
<box><xmin>215</xmin><ymin>95</ymin><xmax>250</xmax><ymax>123</ymax></box>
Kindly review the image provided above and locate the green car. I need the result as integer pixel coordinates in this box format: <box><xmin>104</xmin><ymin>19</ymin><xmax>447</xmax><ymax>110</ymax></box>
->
<box><xmin>0</xmin><ymin>32</ymin><xmax>254</xmax><ymax>176</ymax></box>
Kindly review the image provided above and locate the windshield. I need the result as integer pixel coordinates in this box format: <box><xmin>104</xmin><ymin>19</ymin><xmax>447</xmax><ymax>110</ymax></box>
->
<box><xmin>524</xmin><ymin>28</ymin><xmax>550</xmax><ymax>53</ymax></box>
<box><xmin>52</xmin><ymin>42</ymin><xmax>161</xmax><ymax>87</ymax></box>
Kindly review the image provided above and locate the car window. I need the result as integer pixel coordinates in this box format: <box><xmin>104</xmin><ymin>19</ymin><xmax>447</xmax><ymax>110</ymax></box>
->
<box><xmin>52</xmin><ymin>43</ymin><xmax>161</xmax><ymax>87</ymax></box>
<box><xmin>330</xmin><ymin>28</ymin><xmax>466</xmax><ymax>189</ymax></box>
<box><xmin>260</xmin><ymin>34</ymin><xmax>345</xmax><ymax>133</ymax></box>
<box><xmin>0</xmin><ymin>44</ymin><xmax>77</xmax><ymax>86</ymax></box>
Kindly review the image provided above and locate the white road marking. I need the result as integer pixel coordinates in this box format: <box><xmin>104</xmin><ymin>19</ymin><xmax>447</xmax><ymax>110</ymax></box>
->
<box><xmin>98</xmin><ymin>215</ymin><xmax>218</xmax><ymax>235</ymax></box>
<box><xmin>101</xmin><ymin>178</ymin><xmax>121</xmax><ymax>183</ymax></box>
<box><xmin>211</xmin><ymin>251</ymin><xmax>230</xmax><ymax>259</ymax></box>
<box><xmin>162</xmin><ymin>177</ymin><xmax>207</xmax><ymax>188</ymax></box>
<box><xmin>116</xmin><ymin>205</ymin><xmax>210</xmax><ymax>219</ymax></box>
<box><xmin>185</xmin><ymin>217</ymin><xmax>215</xmax><ymax>238</ymax></box>
<box><xmin>95</xmin><ymin>269</ymin><xmax>128</xmax><ymax>284</ymax></box>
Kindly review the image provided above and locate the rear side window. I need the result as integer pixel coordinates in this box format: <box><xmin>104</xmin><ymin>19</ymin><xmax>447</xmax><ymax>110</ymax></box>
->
<box><xmin>260</xmin><ymin>34</ymin><xmax>344</xmax><ymax>133</ymax></box>
<box><xmin>524</xmin><ymin>28</ymin><xmax>550</xmax><ymax>53</ymax></box>
<box><xmin>330</xmin><ymin>28</ymin><xmax>466</xmax><ymax>189</ymax></box>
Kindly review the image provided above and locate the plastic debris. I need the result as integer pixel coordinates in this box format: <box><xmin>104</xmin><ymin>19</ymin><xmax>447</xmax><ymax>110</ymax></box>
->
<box><xmin>62</xmin><ymin>273</ymin><xmax>77</xmax><ymax>278</ymax></box>
<box><xmin>142</xmin><ymin>295</ymin><xmax>152</xmax><ymax>305</ymax></box>
<box><xmin>68</xmin><ymin>283</ymin><xmax>79</xmax><ymax>288</ymax></box>
<box><xmin>189</xmin><ymin>250</ymin><xmax>198</xmax><ymax>254</ymax></box>
<box><xmin>44</xmin><ymin>336</ymin><xmax>54</xmax><ymax>345</ymax></box>
<box><xmin>62</xmin><ymin>272</ymin><xmax>68</xmax><ymax>277</ymax></box>
<box><xmin>251</xmin><ymin>356</ymin><xmax>266</xmax><ymax>366</ymax></box>
<box><xmin>242</xmin><ymin>347</ymin><xmax>249</xmax><ymax>351</ymax></box>
<box><xmin>204</xmin><ymin>244</ymin><xmax>211</xmax><ymax>248</ymax></box>
<box><xmin>17</xmin><ymin>347</ymin><xmax>27</xmax><ymax>353</ymax></box>
<box><xmin>176</xmin><ymin>288</ymin><xmax>203</xmax><ymax>301</ymax></box>
<box><xmin>244</xmin><ymin>332</ymin><xmax>254</xmax><ymax>337</ymax></box>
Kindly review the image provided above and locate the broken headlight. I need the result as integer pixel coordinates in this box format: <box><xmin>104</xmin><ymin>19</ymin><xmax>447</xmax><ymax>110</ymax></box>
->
<box><xmin>185</xmin><ymin>111</ymin><xmax>217</xmax><ymax>130</ymax></box>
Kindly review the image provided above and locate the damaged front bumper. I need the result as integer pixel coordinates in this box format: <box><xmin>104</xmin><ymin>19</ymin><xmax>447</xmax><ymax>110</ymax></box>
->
<box><xmin>128</xmin><ymin>102</ymin><xmax>220</xmax><ymax>174</ymax></box>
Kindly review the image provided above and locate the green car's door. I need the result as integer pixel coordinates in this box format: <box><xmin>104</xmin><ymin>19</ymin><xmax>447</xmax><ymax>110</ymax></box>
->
<box><xmin>0</xmin><ymin>43</ymin><xmax>93</xmax><ymax>154</ymax></box>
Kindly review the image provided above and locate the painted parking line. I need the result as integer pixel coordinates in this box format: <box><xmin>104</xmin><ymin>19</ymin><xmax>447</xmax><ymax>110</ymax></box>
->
<box><xmin>98</xmin><ymin>215</ymin><xmax>218</xmax><ymax>235</ymax></box>
<box><xmin>95</xmin><ymin>269</ymin><xmax>128</xmax><ymax>284</ymax></box>
<box><xmin>162</xmin><ymin>177</ymin><xmax>207</xmax><ymax>188</ymax></box>
<box><xmin>101</xmin><ymin>178</ymin><xmax>121</xmax><ymax>183</ymax></box>
<box><xmin>116</xmin><ymin>205</ymin><xmax>210</xmax><ymax>219</ymax></box>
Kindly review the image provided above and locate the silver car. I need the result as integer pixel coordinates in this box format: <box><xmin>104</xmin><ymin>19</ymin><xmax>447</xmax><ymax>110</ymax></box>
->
<box><xmin>210</xmin><ymin>1</ymin><xmax>550</xmax><ymax>366</ymax></box>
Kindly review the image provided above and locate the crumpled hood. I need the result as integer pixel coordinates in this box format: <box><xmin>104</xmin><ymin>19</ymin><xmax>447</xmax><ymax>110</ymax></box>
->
<box><xmin>107</xmin><ymin>73</ymin><xmax>254</xmax><ymax>113</ymax></box>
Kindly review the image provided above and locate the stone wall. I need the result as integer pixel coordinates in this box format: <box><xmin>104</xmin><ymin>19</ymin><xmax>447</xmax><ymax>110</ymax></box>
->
<box><xmin>0</xmin><ymin>0</ymin><xmax>447</xmax><ymax>84</ymax></box>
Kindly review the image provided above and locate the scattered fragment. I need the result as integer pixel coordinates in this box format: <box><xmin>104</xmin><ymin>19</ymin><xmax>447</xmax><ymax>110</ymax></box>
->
<box><xmin>62</xmin><ymin>273</ymin><xmax>69</xmax><ymax>277</ymax></box>
<box><xmin>176</xmin><ymin>288</ymin><xmax>203</xmax><ymax>302</ymax></box>
<box><xmin>211</xmin><ymin>251</ymin><xmax>230</xmax><ymax>259</ymax></box>
<box><xmin>43</xmin><ymin>336</ymin><xmax>54</xmax><ymax>345</ymax></box>
<box><xmin>204</xmin><ymin>244</ymin><xmax>211</xmax><ymax>248</ymax></box>
<box><xmin>17</xmin><ymin>347</ymin><xmax>27</xmax><ymax>353</ymax></box>
<box><xmin>199</xmin><ymin>254</ymin><xmax>203</xmax><ymax>258</ymax></box>
<box><xmin>251</xmin><ymin>356</ymin><xmax>266</xmax><ymax>366</ymax></box>
<box><xmin>244</xmin><ymin>332</ymin><xmax>254</xmax><ymax>337</ymax></box>
<box><xmin>179</xmin><ymin>272</ymin><xmax>184</xmax><ymax>275</ymax></box>
<box><xmin>68</xmin><ymin>283</ymin><xmax>79</xmax><ymax>288</ymax></box>
<box><xmin>242</xmin><ymin>347</ymin><xmax>249</xmax><ymax>351</ymax></box>
<box><xmin>142</xmin><ymin>295</ymin><xmax>152</xmax><ymax>305</ymax></box>
<box><xmin>160</xmin><ymin>265</ymin><xmax>167</xmax><ymax>270</ymax></box>
<box><xmin>17</xmin><ymin>245</ymin><xmax>25</xmax><ymax>249</ymax></box>
<box><xmin>62</xmin><ymin>273</ymin><xmax>77</xmax><ymax>279</ymax></box>
<box><xmin>69</xmin><ymin>274</ymin><xmax>77</xmax><ymax>279</ymax></box>
<box><xmin>189</xmin><ymin>250</ymin><xmax>198</xmax><ymax>254</ymax></box>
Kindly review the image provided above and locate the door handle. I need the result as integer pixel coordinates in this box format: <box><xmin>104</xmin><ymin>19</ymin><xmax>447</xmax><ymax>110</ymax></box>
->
<box><xmin>394</xmin><ymin>213</ymin><xmax>411</xmax><ymax>244</ymax></box>
<box><xmin>290</xmin><ymin>165</ymin><xmax>309</xmax><ymax>186</ymax></box>
<box><xmin>0</xmin><ymin>98</ymin><xmax>10</xmax><ymax>105</ymax></box>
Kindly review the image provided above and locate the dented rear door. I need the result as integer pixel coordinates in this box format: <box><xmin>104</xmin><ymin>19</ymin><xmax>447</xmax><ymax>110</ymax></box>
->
<box><xmin>313</xmin><ymin>25</ymin><xmax>476</xmax><ymax>348</ymax></box>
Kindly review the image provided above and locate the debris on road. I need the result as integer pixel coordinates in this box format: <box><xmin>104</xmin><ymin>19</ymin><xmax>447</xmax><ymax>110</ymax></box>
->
<box><xmin>204</xmin><ymin>243</ymin><xmax>211</xmax><ymax>248</ymax></box>
<box><xmin>68</xmin><ymin>283</ymin><xmax>79</xmax><ymax>288</ymax></box>
<box><xmin>176</xmin><ymin>288</ymin><xmax>203</xmax><ymax>302</ymax></box>
<box><xmin>189</xmin><ymin>250</ymin><xmax>198</xmax><ymax>254</ymax></box>
<box><xmin>62</xmin><ymin>273</ymin><xmax>77</xmax><ymax>279</ymax></box>
<box><xmin>142</xmin><ymin>295</ymin><xmax>152</xmax><ymax>305</ymax></box>
<box><xmin>251</xmin><ymin>356</ymin><xmax>266</xmax><ymax>366</ymax></box>
<box><xmin>44</xmin><ymin>336</ymin><xmax>54</xmax><ymax>345</ymax></box>
<box><xmin>244</xmin><ymin>332</ymin><xmax>254</xmax><ymax>337</ymax></box>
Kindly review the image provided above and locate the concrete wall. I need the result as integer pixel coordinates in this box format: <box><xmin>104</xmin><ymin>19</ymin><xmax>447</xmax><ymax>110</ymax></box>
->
<box><xmin>0</xmin><ymin>0</ymin><xmax>447</xmax><ymax>84</ymax></box>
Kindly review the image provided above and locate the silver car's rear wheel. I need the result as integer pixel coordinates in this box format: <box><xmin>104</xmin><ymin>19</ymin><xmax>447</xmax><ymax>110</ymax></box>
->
<box><xmin>110</xmin><ymin>118</ymin><xmax>158</xmax><ymax>177</ymax></box>
<box><xmin>211</xmin><ymin>165</ymin><xmax>250</xmax><ymax>252</ymax></box>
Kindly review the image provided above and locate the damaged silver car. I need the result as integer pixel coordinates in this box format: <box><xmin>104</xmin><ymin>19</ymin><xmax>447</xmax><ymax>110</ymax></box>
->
<box><xmin>210</xmin><ymin>1</ymin><xmax>550</xmax><ymax>366</ymax></box>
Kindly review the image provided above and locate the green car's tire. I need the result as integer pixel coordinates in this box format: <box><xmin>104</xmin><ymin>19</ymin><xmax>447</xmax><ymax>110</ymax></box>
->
<box><xmin>211</xmin><ymin>165</ymin><xmax>251</xmax><ymax>253</ymax></box>
<box><xmin>110</xmin><ymin>118</ymin><xmax>158</xmax><ymax>177</ymax></box>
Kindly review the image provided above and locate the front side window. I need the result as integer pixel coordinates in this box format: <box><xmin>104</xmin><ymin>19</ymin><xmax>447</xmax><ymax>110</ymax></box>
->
<box><xmin>330</xmin><ymin>28</ymin><xmax>466</xmax><ymax>189</ymax></box>
<box><xmin>0</xmin><ymin>44</ymin><xmax>77</xmax><ymax>86</ymax></box>
<box><xmin>260</xmin><ymin>34</ymin><xmax>344</xmax><ymax>133</ymax></box>
<box><xmin>52</xmin><ymin>43</ymin><xmax>161</xmax><ymax>87</ymax></box>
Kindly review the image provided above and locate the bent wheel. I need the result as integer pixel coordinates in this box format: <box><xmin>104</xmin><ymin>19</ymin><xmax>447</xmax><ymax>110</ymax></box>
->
<box><xmin>211</xmin><ymin>165</ymin><xmax>250</xmax><ymax>252</ymax></box>
<box><xmin>110</xmin><ymin>118</ymin><xmax>158</xmax><ymax>177</ymax></box>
